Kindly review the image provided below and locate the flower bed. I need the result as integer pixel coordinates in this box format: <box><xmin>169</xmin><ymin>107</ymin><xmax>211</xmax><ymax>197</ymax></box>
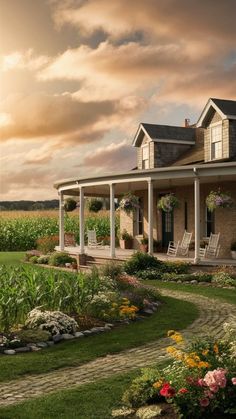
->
<box><xmin>115</xmin><ymin>319</ymin><xmax>236</xmax><ymax>418</ymax></box>
<box><xmin>0</xmin><ymin>263</ymin><xmax>160</xmax><ymax>355</ymax></box>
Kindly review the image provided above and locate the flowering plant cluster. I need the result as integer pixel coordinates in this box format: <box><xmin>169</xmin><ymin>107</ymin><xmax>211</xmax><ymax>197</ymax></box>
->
<box><xmin>25</xmin><ymin>308</ymin><xmax>78</xmax><ymax>335</ymax></box>
<box><xmin>206</xmin><ymin>189</ymin><xmax>234</xmax><ymax>212</ymax></box>
<box><xmin>157</xmin><ymin>193</ymin><xmax>179</xmax><ymax>213</ymax></box>
<box><xmin>121</xmin><ymin>320</ymin><xmax>236</xmax><ymax>418</ymax></box>
<box><xmin>119</xmin><ymin>193</ymin><xmax>139</xmax><ymax>215</ymax></box>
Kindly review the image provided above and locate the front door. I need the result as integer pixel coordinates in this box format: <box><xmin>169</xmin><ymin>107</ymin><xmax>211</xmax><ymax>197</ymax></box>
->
<box><xmin>162</xmin><ymin>210</ymin><xmax>174</xmax><ymax>248</ymax></box>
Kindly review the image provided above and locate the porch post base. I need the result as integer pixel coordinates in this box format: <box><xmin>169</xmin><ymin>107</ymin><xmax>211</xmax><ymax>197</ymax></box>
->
<box><xmin>193</xmin><ymin>257</ymin><xmax>200</xmax><ymax>265</ymax></box>
<box><xmin>77</xmin><ymin>253</ymin><xmax>87</xmax><ymax>266</ymax></box>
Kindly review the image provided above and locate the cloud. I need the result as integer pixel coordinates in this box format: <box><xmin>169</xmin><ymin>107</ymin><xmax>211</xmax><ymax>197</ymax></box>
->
<box><xmin>52</xmin><ymin>0</ymin><xmax>236</xmax><ymax>46</ymax></box>
<box><xmin>0</xmin><ymin>92</ymin><xmax>144</xmax><ymax>142</ymax></box>
<box><xmin>80</xmin><ymin>139</ymin><xmax>136</xmax><ymax>172</ymax></box>
<box><xmin>0</xmin><ymin>49</ymin><xmax>49</xmax><ymax>72</ymax></box>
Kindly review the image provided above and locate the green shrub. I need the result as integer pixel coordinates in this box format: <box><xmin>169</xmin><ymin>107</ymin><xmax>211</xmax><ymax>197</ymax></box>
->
<box><xmin>212</xmin><ymin>272</ymin><xmax>236</xmax><ymax>287</ymax></box>
<box><xmin>88</xmin><ymin>199</ymin><xmax>103</xmax><ymax>213</ymax></box>
<box><xmin>49</xmin><ymin>252</ymin><xmax>76</xmax><ymax>267</ymax></box>
<box><xmin>161</xmin><ymin>272</ymin><xmax>212</xmax><ymax>283</ymax></box>
<box><xmin>124</xmin><ymin>252</ymin><xmax>162</xmax><ymax>275</ymax></box>
<box><xmin>160</xmin><ymin>261</ymin><xmax>190</xmax><ymax>274</ymax></box>
<box><xmin>136</xmin><ymin>269</ymin><xmax>163</xmax><ymax>280</ymax></box>
<box><xmin>122</xmin><ymin>367</ymin><xmax>161</xmax><ymax>407</ymax></box>
<box><xmin>36</xmin><ymin>235</ymin><xmax>59</xmax><ymax>253</ymax></box>
<box><xmin>17</xmin><ymin>329</ymin><xmax>51</xmax><ymax>343</ymax></box>
<box><xmin>37</xmin><ymin>255</ymin><xmax>50</xmax><ymax>265</ymax></box>
<box><xmin>29</xmin><ymin>256</ymin><xmax>39</xmax><ymax>264</ymax></box>
<box><xmin>100</xmin><ymin>262</ymin><xmax>123</xmax><ymax>280</ymax></box>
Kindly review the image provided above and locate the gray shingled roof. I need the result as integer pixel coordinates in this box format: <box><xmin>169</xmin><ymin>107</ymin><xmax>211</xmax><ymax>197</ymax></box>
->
<box><xmin>142</xmin><ymin>123</ymin><xmax>196</xmax><ymax>142</ymax></box>
<box><xmin>211</xmin><ymin>98</ymin><xmax>236</xmax><ymax>116</ymax></box>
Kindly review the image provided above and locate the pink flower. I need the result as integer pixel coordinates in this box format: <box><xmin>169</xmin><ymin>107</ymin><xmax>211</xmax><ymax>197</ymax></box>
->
<box><xmin>178</xmin><ymin>388</ymin><xmax>188</xmax><ymax>394</ymax></box>
<box><xmin>232</xmin><ymin>378</ymin><xmax>236</xmax><ymax>385</ymax></box>
<box><xmin>200</xmin><ymin>398</ymin><xmax>210</xmax><ymax>407</ymax></box>
<box><xmin>197</xmin><ymin>378</ymin><xmax>206</xmax><ymax>387</ymax></box>
<box><xmin>204</xmin><ymin>368</ymin><xmax>227</xmax><ymax>389</ymax></box>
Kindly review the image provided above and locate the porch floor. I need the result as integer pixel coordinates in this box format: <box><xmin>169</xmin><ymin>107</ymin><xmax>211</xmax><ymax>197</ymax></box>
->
<box><xmin>55</xmin><ymin>246</ymin><xmax>236</xmax><ymax>266</ymax></box>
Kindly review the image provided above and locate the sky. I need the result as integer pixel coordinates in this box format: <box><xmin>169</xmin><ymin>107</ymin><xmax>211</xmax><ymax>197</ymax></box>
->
<box><xmin>0</xmin><ymin>0</ymin><xmax>236</xmax><ymax>201</ymax></box>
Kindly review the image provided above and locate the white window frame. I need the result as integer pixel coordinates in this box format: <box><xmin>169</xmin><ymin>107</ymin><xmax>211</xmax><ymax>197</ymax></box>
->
<box><xmin>141</xmin><ymin>143</ymin><xmax>149</xmax><ymax>169</ymax></box>
<box><xmin>210</xmin><ymin>121</ymin><xmax>223</xmax><ymax>161</ymax></box>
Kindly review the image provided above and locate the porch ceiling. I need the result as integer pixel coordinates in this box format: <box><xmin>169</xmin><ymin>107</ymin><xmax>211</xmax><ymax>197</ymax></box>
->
<box><xmin>63</xmin><ymin>173</ymin><xmax>236</xmax><ymax>197</ymax></box>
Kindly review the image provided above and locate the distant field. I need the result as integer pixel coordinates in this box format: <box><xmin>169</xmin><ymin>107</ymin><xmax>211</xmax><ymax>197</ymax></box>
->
<box><xmin>0</xmin><ymin>210</ymin><xmax>117</xmax><ymax>251</ymax></box>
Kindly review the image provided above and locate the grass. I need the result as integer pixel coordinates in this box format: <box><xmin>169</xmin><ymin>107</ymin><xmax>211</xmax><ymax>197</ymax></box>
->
<box><xmin>0</xmin><ymin>296</ymin><xmax>198</xmax><ymax>383</ymax></box>
<box><xmin>0</xmin><ymin>371</ymin><xmax>138</xmax><ymax>419</ymax></box>
<box><xmin>144</xmin><ymin>280</ymin><xmax>236</xmax><ymax>305</ymax></box>
<box><xmin>0</xmin><ymin>252</ymin><xmax>25</xmax><ymax>266</ymax></box>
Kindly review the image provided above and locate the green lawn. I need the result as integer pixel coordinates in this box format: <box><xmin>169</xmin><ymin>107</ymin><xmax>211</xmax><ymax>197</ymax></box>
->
<box><xmin>144</xmin><ymin>280</ymin><xmax>236</xmax><ymax>305</ymax></box>
<box><xmin>0</xmin><ymin>371</ymin><xmax>138</xmax><ymax>419</ymax></box>
<box><xmin>0</xmin><ymin>296</ymin><xmax>197</xmax><ymax>382</ymax></box>
<box><xmin>0</xmin><ymin>252</ymin><xmax>25</xmax><ymax>266</ymax></box>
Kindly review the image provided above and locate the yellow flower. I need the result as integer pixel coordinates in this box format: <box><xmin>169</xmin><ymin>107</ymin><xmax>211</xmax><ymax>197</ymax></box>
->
<box><xmin>198</xmin><ymin>361</ymin><xmax>210</xmax><ymax>369</ymax></box>
<box><xmin>166</xmin><ymin>346</ymin><xmax>177</xmax><ymax>354</ymax></box>
<box><xmin>153</xmin><ymin>380</ymin><xmax>163</xmax><ymax>389</ymax></box>
<box><xmin>202</xmin><ymin>349</ymin><xmax>209</xmax><ymax>356</ymax></box>
<box><xmin>213</xmin><ymin>344</ymin><xmax>219</xmax><ymax>354</ymax></box>
<box><xmin>112</xmin><ymin>303</ymin><xmax>118</xmax><ymax>308</ymax></box>
<box><xmin>170</xmin><ymin>333</ymin><xmax>184</xmax><ymax>344</ymax></box>
<box><xmin>167</xmin><ymin>330</ymin><xmax>176</xmax><ymax>337</ymax></box>
<box><xmin>185</xmin><ymin>357</ymin><xmax>198</xmax><ymax>368</ymax></box>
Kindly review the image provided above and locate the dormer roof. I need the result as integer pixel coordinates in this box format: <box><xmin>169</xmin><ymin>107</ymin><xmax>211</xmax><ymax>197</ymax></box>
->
<box><xmin>132</xmin><ymin>123</ymin><xmax>196</xmax><ymax>147</ymax></box>
<box><xmin>197</xmin><ymin>98</ymin><xmax>236</xmax><ymax>127</ymax></box>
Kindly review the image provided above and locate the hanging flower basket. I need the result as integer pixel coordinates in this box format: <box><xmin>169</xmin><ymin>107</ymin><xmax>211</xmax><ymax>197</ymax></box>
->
<box><xmin>119</xmin><ymin>193</ymin><xmax>139</xmax><ymax>215</ymax></box>
<box><xmin>157</xmin><ymin>193</ymin><xmax>179</xmax><ymax>213</ymax></box>
<box><xmin>206</xmin><ymin>189</ymin><xmax>234</xmax><ymax>212</ymax></box>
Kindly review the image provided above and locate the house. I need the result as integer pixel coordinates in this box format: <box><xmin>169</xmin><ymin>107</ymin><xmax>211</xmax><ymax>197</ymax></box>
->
<box><xmin>54</xmin><ymin>98</ymin><xmax>236</xmax><ymax>262</ymax></box>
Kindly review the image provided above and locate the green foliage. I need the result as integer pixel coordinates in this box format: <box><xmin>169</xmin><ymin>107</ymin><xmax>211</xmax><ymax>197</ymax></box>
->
<box><xmin>88</xmin><ymin>199</ymin><xmax>103</xmax><ymax>213</ymax></box>
<box><xmin>137</xmin><ymin>269</ymin><xmax>163</xmax><ymax>280</ymax></box>
<box><xmin>64</xmin><ymin>198</ymin><xmax>77</xmax><ymax>212</ymax></box>
<box><xmin>37</xmin><ymin>255</ymin><xmax>50</xmax><ymax>265</ymax></box>
<box><xmin>124</xmin><ymin>252</ymin><xmax>161</xmax><ymax>275</ymax></box>
<box><xmin>161</xmin><ymin>272</ymin><xmax>212</xmax><ymax>283</ymax></box>
<box><xmin>122</xmin><ymin>367</ymin><xmax>161</xmax><ymax>407</ymax></box>
<box><xmin>29</xmin><ymin>256</ymin><xmax>39</xmax><ymax>264</ymax></box>
<box><xmin>100</xmin><ymin>262</ymin><xmax>123</xmax><ymax>280</ymax></box>
<box><xmin>17</xmin><ymin>329</ymin><xmax>51</xmax><ymax>343</ymax></box>
<box><xmin>0</xmin><ymin>213</ymin><xmax>119</xmax><ymax>251</ymax></box>
<box><xmin>212</xmin><ymin>272</ymin><xmax>236</xmax><ymax>287</ymax></box>
<box><xmin>36</xmin><ymin>235</ymin><xmax>59</xmax><ymax>253</ymax></box>
<box><xmin>160</xmin><ymin>261</ymin><xmax>190</xmax><ymax>274</ymax></box>
<box><xmin>120</xmin><ymin>229</ymin><xmax>133</xmax><ymax>240</ymax></box>
<box><xmin>48</xmin><ymin>252</ymin><xmax>75</xmax><ymax>267</ymax></box>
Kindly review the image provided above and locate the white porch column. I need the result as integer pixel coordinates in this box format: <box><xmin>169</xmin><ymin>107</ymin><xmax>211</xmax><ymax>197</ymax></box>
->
<box><xmin>194</xmin><ymin>175</ymin><xmax>200</xmax><ymax>264</ymax></box>
<box><xmin>110</xmin><ymin>183</ymin><xmax>116</xmax><ymax>258</ymax></box>
<box><xmin>59</xmin><ymin>191</ymin><xmax>64</xmax><ymax>251</ymax></box>
<box><xmin>148</xmin><ymin>179</ymin><xmax>154</xmax><ymax>255</ymax></box>
<box><xmin>79</xmin><ymin>187</ymin><xmax>85</xmax><ymax>254</ymax></box>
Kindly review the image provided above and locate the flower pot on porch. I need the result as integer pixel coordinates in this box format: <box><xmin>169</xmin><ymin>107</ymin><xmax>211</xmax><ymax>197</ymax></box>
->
<box><xmin>119</xmin><ymin>239</ymin><xmax>133</xmax><ymax>249</ymax></box>
<box><xmin>140</xmin><ymin>244</ymin><xmax>148</xmax><ymax>253</ymax></box>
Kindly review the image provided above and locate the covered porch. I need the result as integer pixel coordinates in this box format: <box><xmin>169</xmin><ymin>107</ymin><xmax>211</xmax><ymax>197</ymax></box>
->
<box><xmin>54</xmin><ymin>162</ymin><xmax>236</xmax><ymax>266</ymax></box>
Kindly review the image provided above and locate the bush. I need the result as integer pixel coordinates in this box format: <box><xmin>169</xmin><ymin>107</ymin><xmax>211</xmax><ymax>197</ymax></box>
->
<box><xmin>160</xmin><ymin>261</ymin><xmax>190</xmax><ymax>274</ymax></box>
<box><xmin>17</xmin><ymin>329</ymin><xmax>51</xmax><ymax>343</ymax></box>
<box><xmin>136</xmin><ymin>269</ymin><xmax>163</xmax><ymax>280</ymax></box>
<box><xmin>49</xmin><ymin>252</ymin><xmax>76</xmax><ymax>267</ymax></box>
<box><xmin>212</xmin><ymin>272</ymin><xmax>236</xmax><ymax>287</ymax></box>
<box><xmin>37</xmin><ymin>255</ymin><xmax>50</xmax><ymax>265</ymax></box>
<box><xmin>120</xmin><ymin>230</ymin><xmax>133</xmax><ymax>240</ymax></box>
<box><xmin>124</xmin><ymin>252</ymin><xmax>162</xmax><ymax>275</ymax></box>
<box><xmin>122</xmin><ymin>367</ymin><xmax>161</xmax><ymax>407</ymax></box>
<box><xmin>36</xmin><ymin>235</ymin><xmax>59</xmax><ymax>253</ymax></box>
<box><xmin>25</xmin><ymin>308</ymin><xmax>78</xmax><ymax>335</ymax></box>
<box><xmin>161</xmin><ymin>272</ymin><xmax>212</xmax><ymax>283</ymax></box>
<box><xmin>100</xmin><ymin>261</ymin><xmax>123</xmax><ymax>280</ymax></box>
<box><xmin>88</xmin><ymin>199</ymin><xmax>103</xmax><ymax>213</ymax></box>
<box><xmin>29</xmin><ymin>256</ymin><xmax>39</xmax><ymax>264</ymax></box>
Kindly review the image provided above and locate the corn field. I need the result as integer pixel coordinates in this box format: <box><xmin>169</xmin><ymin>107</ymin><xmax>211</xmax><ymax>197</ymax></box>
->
<box><xmin>0</xmin><ymin>210</ymin><xmax>119</xmax><ymax>251</ymax></box>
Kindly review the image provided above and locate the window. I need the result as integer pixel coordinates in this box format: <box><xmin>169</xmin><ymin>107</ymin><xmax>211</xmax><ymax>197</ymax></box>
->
<box><xmin>142</xmin><ymin>144</ymin><xmax>149</xmax><ymax>169</ymax></box>
<box><xmin>206</xmin><ymin>207</ymin><xmax>215</xmax><ymax>237</ymax></box>
<box><xmin>134</xmin><ymin>198</ymin><xmax>143</xmax><ymax>235</ymax></box>
<box><xmin>211</xmin><ymin>123</ymin><xmax>222</xmax><ymax>160</ymax></box>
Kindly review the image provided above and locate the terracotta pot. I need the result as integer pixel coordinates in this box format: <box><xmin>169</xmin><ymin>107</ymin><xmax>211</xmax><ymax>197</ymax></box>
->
<box><xmin>119</xmin><ymin>239</ymin><xmax>133</xmax><ymax>249</ymax></box>
<box><xmin>140</xmin><ymin>244</ymin><xmax>148</xmax><ymax>253</ymax></box>
<box><xmin>71</xmin><ymin>262</ymin><xmax>78</xmax><ymax>270</ymax></box>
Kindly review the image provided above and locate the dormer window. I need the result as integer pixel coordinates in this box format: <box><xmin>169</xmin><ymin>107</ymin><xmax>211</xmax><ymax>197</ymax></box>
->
<box><xmin>142</xmin><ymin>143</ymin><xmax>149</xmax><ymax>169</ymax></box>
<box><xmin>211</xmin><ymin>122</ymin><xmax>222</xmax><ymax>160</ymax></box>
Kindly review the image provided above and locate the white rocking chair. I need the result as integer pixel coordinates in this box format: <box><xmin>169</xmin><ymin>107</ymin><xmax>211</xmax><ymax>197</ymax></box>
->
<box><xmin>199</xmin><ymin>233</ymin><xmax>220</xmax><ymax>259</ymax></box>
<box><xmin>87</xmin><ymin>230</ymin><xmax>104</xmax><ymax>248</ymax></box>
<box><xmin>167</xmin><ymin>231</ymin><xmax>192</xmax><ymax>257</ymax></box>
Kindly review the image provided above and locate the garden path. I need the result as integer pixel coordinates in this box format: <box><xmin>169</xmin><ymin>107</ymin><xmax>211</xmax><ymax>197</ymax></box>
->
<box><xmin>0</xmin><ymin>289</ymin><xmax>235</xmax><ymax>407</ymax></box>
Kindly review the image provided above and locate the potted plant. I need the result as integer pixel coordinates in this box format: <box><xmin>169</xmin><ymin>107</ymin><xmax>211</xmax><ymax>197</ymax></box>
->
<box><xmin>157</xmin><ymin>193</ymin><xmax>179</xmax><ymax>212</ymax></box>
<box><xmin>119</xmin><ymin>230</ymin><xmax>133</xmax><ymax>249</ymax></box>
<box><xmin>206</xmin><ymin>189</ymin><xmax>234</xmax><ymax>212</ymax></box>
<box><xmin>231</xmin><ymin>241</ymin><xmax>236</xmax><ymax>260</ymax></box>
<box><xmin>119</xmin><ymin>192</ymin><xmax>139</xmax><ymax>215</ymax></box>
<box><xmin>140</xmin><ymin>237</ymin><xmax>148</xmax><ymax>253</ymax></box>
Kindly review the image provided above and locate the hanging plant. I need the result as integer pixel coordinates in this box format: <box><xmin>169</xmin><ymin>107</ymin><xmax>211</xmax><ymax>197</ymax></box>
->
<box><xmin>64</xmin><ymin>198</ymin><xmax>77</xmax><ymax>212</ymax></box>
<box><xmin>119</xmin><ymin>192</ymin><xmax>139</xmax><ymax>215</ymax></box>
<box><xmin>157</xmin><ymin>193</ymin><xmax>179</xmax><ymax>213</ymax></box>
<box><xmin>206</xmin><ymin>189</ymin><xmax>234</xmax><ymax>212</ymax></box>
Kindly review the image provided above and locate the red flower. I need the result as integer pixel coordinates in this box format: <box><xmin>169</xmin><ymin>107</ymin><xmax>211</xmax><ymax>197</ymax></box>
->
<box><xmin>178</xmin><ymin>388</ymin><xmax>188</xmax><ymax>394</ymax></box>
<box><xmin>160</xmin><ymin>382</ymin><xmax>176</xmax><ymax>398</ymax></box>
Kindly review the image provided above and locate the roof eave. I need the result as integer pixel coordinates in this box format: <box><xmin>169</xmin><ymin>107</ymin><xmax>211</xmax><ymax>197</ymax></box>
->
<box><xmin>196</xmin><ymin>98</ymin><xmax>227</xmax><ymax>127</ymax></box>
